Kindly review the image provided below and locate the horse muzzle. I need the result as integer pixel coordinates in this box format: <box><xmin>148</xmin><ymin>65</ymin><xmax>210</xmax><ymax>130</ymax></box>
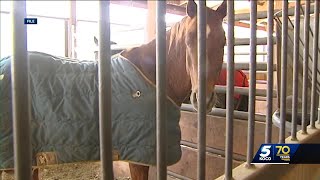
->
<box><xmin>190</xmin><ymin>91</ymin><xmax>216</xmax><ymax>114</ymax></box>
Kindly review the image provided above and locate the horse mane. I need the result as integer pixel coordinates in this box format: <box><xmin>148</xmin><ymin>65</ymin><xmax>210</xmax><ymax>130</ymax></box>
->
<box><xmin>119</xmin><ymin>15</ymin><xmax>192</xmax><ymax>105</ymax></box>
<box><xmin>166</xmin><ymin>16</ymin><xmax>189</xmax><ymax>60</ymax></box>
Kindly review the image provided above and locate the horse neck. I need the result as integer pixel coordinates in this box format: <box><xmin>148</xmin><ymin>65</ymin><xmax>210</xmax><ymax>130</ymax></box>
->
<box><xmin>120</xmin><ymin>25</ymin><xmax>190</xmax><ymax>106</ymax></box>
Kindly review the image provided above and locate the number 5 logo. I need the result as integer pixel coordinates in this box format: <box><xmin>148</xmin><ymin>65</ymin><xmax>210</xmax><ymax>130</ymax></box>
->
<box><xmin>260</xmin><ymin>145</ymin><xmax>271</xmax><ymax>157</ymax></box>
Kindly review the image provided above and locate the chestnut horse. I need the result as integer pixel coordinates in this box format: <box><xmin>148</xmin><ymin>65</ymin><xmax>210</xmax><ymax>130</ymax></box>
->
<box><xmin>95</xmin><ymin>0</ymin><xmax>227</xmax><ymax>179</ymax></box>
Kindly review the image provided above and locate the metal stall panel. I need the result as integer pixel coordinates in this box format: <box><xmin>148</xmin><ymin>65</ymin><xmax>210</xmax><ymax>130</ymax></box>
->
<box><xmin>265</xmin><ymin>0</ymin><xmax>274</xmax><ymax>143</ymax></box>
<box><xmin>11</xmin><ymin>1</ymin><xmax>32</xmax><ymax>180</ymax></box>
<box><xmin>280</xmin><ymin>0</ymin><xmax>289</xmax><ymax>143</ymax></box>
<box><xmin>302</xmin><ymin>0</ymin><xmax>311</xmax><ymax>134</ymax></box>
<box><xmin>225</xmin><ymin>0</ymin><xmax>235</xmax><ymax>179</ymax></box>
<box><xmin>156</xmin><ymin>1</ymin><xmax>167</xmax><ymax>180</ymax></box>
<box><xmin>291</xmin><ymin>0</ymin><xmax>301</xmax><ymax>140</ymax></box>
<box><xmin>246</xmin><ymin>0</ymin><xmax>257</xmax><ymax>166</ymax></box>
<box><xmin>197</xmin><ymin>1</ymin><xmax>207</xmax><ymax>180</ymax></box>
<box><xmin>98</xmin><ymin>1</ymin><xmax>113</xmax><ymax>179</ymax></box>
<box><xmin>311</xmin><ymin>0</ymin><xmax>319</xmax><ymax>127</ymax></box>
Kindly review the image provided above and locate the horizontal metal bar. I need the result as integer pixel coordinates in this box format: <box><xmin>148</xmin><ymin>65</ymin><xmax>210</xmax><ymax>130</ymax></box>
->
<box><xmin>222</xmin><ymin>62</ymin><xmax>276</xmax><ymax>71</ymax></box>
<box><xmin>180</xmin><ymin>141</ymin><xmax>246</xmax><ymax>162</ymax></box>
<box><xmin>215</xmin><ymin>85</ymin><xmax>277</xmax><ymax>98</ymax></box>
<box><xmin>234</xmin><ymin>3</ymin><xmax>317</xmax><ymax>21</ymax></box>
<box><xmin>181</xmin><ymin>104</ymin><xmax>266</xmax><ymax>122</ymax></box>
<box><xmin>224</xmin><ymin>52</ymin><xmax>268</xmax><ymax>56</ymax></box>
<box><xmin>235</xmin><ymin>37</ymin><xmax>276</xmax><ymax>46</ymax></box>
<box><xmin>108</xmin><ymin>37</ymin><xmax>275</xmax><ymax>52</ymax></box>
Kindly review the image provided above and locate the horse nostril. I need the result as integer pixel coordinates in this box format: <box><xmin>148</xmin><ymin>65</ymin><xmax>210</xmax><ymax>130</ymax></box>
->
<box><xmin>190</xmin><ymin>92</ymin><xmax>198</xmax><ymax>111</ymax></box>
<box><xmin>193</xmin><ymin>92</ymin><xmax>198</xmax><ymax>104</ymax></box>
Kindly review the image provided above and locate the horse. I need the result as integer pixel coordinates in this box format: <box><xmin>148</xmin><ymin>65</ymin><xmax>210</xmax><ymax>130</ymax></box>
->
<box><xmin>94</xmin><ymin>0</ymin><xmax>227</xmax><ymax>179</ymax></box>
<box><xmin>0</xmin><ymin>0</ymin><xmax>226</xmax><ymax>179</ymax></box>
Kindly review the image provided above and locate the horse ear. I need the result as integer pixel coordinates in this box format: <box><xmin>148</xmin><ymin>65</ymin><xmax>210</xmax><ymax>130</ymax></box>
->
<box><xmin>186</xmin><ymin>0</ymin><xmax>197</xmax><ymax>18</ymax></box>
<box><xmin>216</xmin><ymin>0</ymin><xmax>227</xmax><ymax>19</ymax></box>
<box><xmin>94</xmin><ymin>36</ymin><xmax>98</xmax><ymax>46</ymax></box>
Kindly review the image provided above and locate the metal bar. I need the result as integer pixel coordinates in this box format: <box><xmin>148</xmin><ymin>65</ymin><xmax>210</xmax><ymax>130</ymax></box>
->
<box><xmin>108</xmin><ymin>37</ymin><xmax>275</xmax><ymax>53</ymax></box>
<box><xmin>313</xmin><ymin>0</ymin><xmax>320</xmax><ymax>126</ymax></box>
<box><xmin>234</xmin><ymin>37</ymin><xmax>276</xmax><ymax>46</ymax></box>
<box><xmin>302</xmin><ymin>0</ymin><xmax>310</xmax><ymax>134</ymax></box>
<box><xmin>221</xmin><ymin>62</ymin><xmax>277</xmax><ymax>71</ymax></box>
<box><xmin>98</xmin><ymin>1</ymin><xmax>113</xmax><ymax>180</ymax></box>
<box><xmin>234</xmin><ymin>3</ymin><xmax>317</xmax><ymax>21</ymax></box>
<box><xmin>318</xmin><ymin>95</ymin><xmax>320</xmax><ymax>123</ymax></box>
<box><xmin>197</xmin><ymin>1</ymin><xmax>207</xmax><ymax>179</ymax></box>
<box><xmin>11</xmin><ymin>1</ymin><xmax>32</xmax><ymax>180</ymax></box>
<box><xmin>291</xmin><ymin>0</ymin><xmax>301</xmax><ymax>140</ymax></box>
<box><xmin>265</xmin><ymin>0</ymin><xmax>274</xmax><ymax>143</ymax></box>
<box><xmin>64</xmin><ymin>20</ymin><xmax>69</xmax><ymax>57</ymax></box>
<box><xmin>224</xmin><ymin>52</ymin><xmax>268</xmax><ymax>56</ymax></box>
<box><xmin>279</xmin><ymin>0</ymin><xmax>289</xmax><ymax>144</ymax></box>
<box><xmin>70</xmin><ymin>1</ymin><xmax>77</xmax><ymax>59</ymax></box>
<box><xmin>156</xmin><ymin>1</ymin><xmax>167</xmax><ymax>180</ymax></box>
<box><xmin>246</xmin><ymin>0</ymin><xmax>257</xmax><ymax>167</ymax></box>
<box><xmin>215</xmin><ymin>86</ymin><xmax>277</xmax><ymax>97</ymax></box>
<box><xmin>276</xmin><ymin>13</ymin><xmax>320</xmax><ymax>62</ymax></box>
<box><xmin>0</xmin><ymin>11</ymin><xmax>1</xmax><ymax>58</ymax></box>
<box><xmin>181</xmin><ymin>104</ymin><xmax>267</xmax><ymax>122</ymax></box>
<box><xmin>225</xmin><ymin>0</ymin><xmax>235</xmax><ymax>179</ymax></box>
<box><xmin>276</xmin><ymin>22</ymin><xmax>282</xmax><ymax>109</ymax></box>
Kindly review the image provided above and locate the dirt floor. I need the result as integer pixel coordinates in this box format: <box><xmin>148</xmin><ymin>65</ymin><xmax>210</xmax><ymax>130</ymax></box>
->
<box><xmin>0</xmin><ymin>161</ymin><xmax>179</xmax><ymax>180</ymax></box>
<box><xmin>1</xmin><ymin>162</ymin><xmax>130</xmax><ymax>180</ymax></box>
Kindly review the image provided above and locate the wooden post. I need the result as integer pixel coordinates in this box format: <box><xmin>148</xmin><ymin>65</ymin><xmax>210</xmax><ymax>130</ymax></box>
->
<box><xmin>145</xmin><ymin>1</ymin><xmax>156</xmax><ymax>42</ymax></box>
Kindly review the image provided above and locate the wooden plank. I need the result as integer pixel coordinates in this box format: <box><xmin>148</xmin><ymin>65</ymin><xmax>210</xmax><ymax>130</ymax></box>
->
<box><xmin>179</xmin><ymin>111</ymin><xmax>281</xmax><ymax>157</ymax></box>
<box><xmin>145</xmin><ymin>1</ymin><xmax>156</xmax><ymax>42</ymax></box>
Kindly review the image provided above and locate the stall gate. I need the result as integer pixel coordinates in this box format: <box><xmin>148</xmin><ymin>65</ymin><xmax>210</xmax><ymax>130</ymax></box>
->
<box><xmin>3</xmin><ymin>0</ymin><xmax>320</xmax><ymax>180</ymax></box>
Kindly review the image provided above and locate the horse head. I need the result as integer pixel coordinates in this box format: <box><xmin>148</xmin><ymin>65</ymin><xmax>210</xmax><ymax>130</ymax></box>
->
<box><xmin>184</xmin><ymin>0</ymin><xmax>227</xmax><ymax>113</ymax></box>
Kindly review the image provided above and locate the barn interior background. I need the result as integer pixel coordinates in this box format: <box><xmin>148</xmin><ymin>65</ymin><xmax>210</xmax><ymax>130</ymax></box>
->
<box><xmin>1</xmin><ymin>0</ymin><xmax>320</xmax><ymax>180</ymax></box>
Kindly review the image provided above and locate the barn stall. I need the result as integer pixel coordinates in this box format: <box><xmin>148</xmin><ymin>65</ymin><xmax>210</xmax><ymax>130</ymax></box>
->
<box><xmin>0</xmin><ymin>0</ymin><xmax>320</xmax><ymax>180</ymax></box>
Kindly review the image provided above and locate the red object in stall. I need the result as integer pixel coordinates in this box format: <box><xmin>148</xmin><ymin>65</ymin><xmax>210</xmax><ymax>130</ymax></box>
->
<box><xmin>216</xmin><ymin>69</ymin><xmax>249</xmax><ymax>99</ymax></box>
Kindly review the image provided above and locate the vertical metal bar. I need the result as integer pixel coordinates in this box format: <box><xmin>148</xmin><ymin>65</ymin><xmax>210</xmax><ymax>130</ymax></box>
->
<box><xmin>197</xmin><ymin>1</ymin><xmax>207</xmax><ymax>179</ymax></box>
<box><xmin>246</xmin><ymin>0</ymin><xmax>257</xmax><ymax>167</ymax></box>
<box><xmin>265</xmin><ymin>0</ymin><xmax>274</xmax><ymax>143</ymax></box>
<box><xmin>70</xmin><ymin>1</ymin><xmax>77</xmax><ymax>59</ymax></box>
<box><xmin>291</xmin><ymin>0</ymin><xmax>301</xmax><ymax>140</ymax></box>
<box><xmin>0</xmin><ymin>11</ymin><xmax>2</xmax><ymax>59</ymax></box>
<box><xmin>64</xmin><ymin>20</ymin><xmax>69</xmax><ymax>57</ymax></box>
<box><xmin>276</xmin><ymin>22</ymin><xmax>282</xmax><ymax>109</ymax></box>
<box><xmin>280</xmin><ymin>0</ymin><xmax>289</xmax><ymax>143</ymax></box>
<box><xmin>302</xmin><ymin>0</ymin><xmax>310</xmax><ymax>134</ymax></box>
<box><xmin>98</xmin><ymin>1</ymin><xmax>113</xmax><ymax>180</ymax></box>
<box><xmin>11</xmin><ymin>1</ymin><xmax>32</xmax><ymax>180</ymax></box>
<box><xmin>311</xmin><ymin>0</ymin><xmax>319</xmax><ymax>127</ymax></box>
<box><xmin>156</xmin><ymin>1</ymin><xmax>167</xmax><ymax>180</ymax></box>
<box><xmin>225</xmin><ymin>0</ymin><xmax>234</xmax><ymax>179</ymax></box>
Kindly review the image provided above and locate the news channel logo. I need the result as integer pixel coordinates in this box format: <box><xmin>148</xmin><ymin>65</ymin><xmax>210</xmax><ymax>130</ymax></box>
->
<box><xmin>251</xmin><ymin>144</ymin><xmax>299</xmax><ymax>164</ymax></box>
<box><xmin>24</xmin><ymin>18</ymin><xmax>37</xmax><ymax>25</ymax></box>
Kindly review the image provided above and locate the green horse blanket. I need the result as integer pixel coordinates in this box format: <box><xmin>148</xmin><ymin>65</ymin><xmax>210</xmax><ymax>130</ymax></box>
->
<box><xmin>0</xmin><ymin>51</ymin><xmax>181</xmax><ymax>168</ymax></box>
